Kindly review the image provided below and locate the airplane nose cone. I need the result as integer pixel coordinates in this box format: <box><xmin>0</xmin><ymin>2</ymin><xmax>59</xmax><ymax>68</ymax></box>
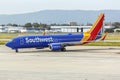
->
<box><xmin>5</xmin><ymin>42</ymin><xmax>12</xmax><ymax>48</ymax></box>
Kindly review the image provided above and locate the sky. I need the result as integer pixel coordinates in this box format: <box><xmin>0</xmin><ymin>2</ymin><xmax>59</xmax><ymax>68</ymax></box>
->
<box><xmin>0</xmin><ymin>0</ymin><xmax>119</xmax><ymax>14</ymax></box>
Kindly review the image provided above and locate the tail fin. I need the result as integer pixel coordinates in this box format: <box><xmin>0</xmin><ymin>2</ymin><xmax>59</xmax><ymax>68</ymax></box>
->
<box><xmin>86</xmin><ymin>13</ymin><xmax>104</xmax><ymax>35</ymax></box>
<box><xmin>82</xmin><ymin>13</ymin><xmax>105</xmax><ymax>43</ymax></box>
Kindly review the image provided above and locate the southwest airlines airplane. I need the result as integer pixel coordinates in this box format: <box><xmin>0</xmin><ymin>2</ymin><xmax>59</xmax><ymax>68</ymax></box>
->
<box><xmin>6</xmin><ymin>13</ymin><xmax>105</xmax><ymax>52</ymax></box>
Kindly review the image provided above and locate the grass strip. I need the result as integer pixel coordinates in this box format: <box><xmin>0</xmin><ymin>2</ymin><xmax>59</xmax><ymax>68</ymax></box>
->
<box><xmin>85</xmin><ymin>42</ymin><xmax>120</xmax><ymax>46</ymax></box>
<box><xmin>0</xmin><ymin>41</ymin><xmax>7</xmax><ymax>45</ymax></box>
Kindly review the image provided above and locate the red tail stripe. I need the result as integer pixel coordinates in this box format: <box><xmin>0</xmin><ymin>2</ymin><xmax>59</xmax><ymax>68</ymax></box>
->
<box><xmin>87</xmin><ymin>13</ymin><xmax>104</xmax><ymax>41</ymax></box>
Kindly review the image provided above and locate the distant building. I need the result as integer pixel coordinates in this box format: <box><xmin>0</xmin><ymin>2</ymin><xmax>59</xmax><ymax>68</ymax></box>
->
<box><xmin>114</xmin><ymin>28</ymin><xmax>120</xmax><ymax>32</ymax></box>
<box><xmin>0</xmin><ymin>25</ymin><xmax>114</xmax><ymax>33</ymax></box>
<box><xmin>104</xmin><ymin>26</ymin><xmax>115</xmax><ymax>29</ymax></box>
<box><xmin>51</xmin><ymin>26</ymin><xmax>91</xmax><ymax>32</ymax></box>
<box><xmin>69</xmin><ymin>22</ymin><xmax>78</xmax><ymax>26</ymax></box>
<box><xmin>0</xmin><ymin>26</ymin><xmax>8</xmax><ymax>32</ymax></box>
<box><xmin>0</xmin><ymin>26</ymin><xmax>27</xmax><ymax>33</ymax></box>
<box><xmin>7</xmin><ymin>26</ymin><xmax>26</xmax><ymax>33</ymax></box>
<box><xmin>51</xmin><ymin>26</ymin><xmax>113</xmax><ymax>33</ymax></box>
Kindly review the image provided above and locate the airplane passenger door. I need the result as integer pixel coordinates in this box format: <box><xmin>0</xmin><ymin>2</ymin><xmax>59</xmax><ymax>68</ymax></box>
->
<box><xmin>20</xmin><ymin>38</ymin><xmax>24</xmax><ymax>45</ymax></box>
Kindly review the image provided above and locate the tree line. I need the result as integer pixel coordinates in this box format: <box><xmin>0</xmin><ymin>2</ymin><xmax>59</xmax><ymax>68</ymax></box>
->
<box><xmin>1</xmin><ymin>22</ymin><xmax>120</xmax><ymax>30</ymax></box>
<box><xmin>1</xmin><ymin>23</ymin><xmax>49</xmax><ymax>29</ymax></box>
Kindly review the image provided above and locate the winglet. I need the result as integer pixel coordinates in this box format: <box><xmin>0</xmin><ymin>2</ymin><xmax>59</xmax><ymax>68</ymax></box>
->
<box><xmin>101</xmin><ymin>32</ymin><xmax>108</xmax><ymax>41</ymax></box>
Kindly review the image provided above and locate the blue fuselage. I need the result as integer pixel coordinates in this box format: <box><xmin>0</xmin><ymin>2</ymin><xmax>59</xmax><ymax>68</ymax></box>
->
<box><xmin>6</xmin><ymin>34</ymin><xmax>84</xmax><ymax>49</ymax></box>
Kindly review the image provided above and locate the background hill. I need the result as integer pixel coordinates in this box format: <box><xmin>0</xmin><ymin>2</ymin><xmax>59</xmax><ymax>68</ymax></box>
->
<box><xmin>0</xmin><ymin>10</ymin><xmax>120</xmax><ymax>24</ymax></box>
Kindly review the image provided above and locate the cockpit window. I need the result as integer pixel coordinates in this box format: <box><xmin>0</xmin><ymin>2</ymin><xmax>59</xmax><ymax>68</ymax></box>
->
<box><xmin>12</xmin><ymin>40</ymin><xmax>16</xmax><ymax>42</ymax></box>
<box><xmin>9</xmin><ymin>39</ymin><xmax>16</xmax><ymax>43</ymax></box>
<box><xmin>9</xmin><ymin>39</ymin><xmax>13</xmax><ymax>42</ymax></box>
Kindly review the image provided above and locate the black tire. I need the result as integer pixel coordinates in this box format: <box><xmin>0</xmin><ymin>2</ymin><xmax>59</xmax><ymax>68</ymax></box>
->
<box><xmin>15</xmin><ymin>49</ymin><xmax>18</xmax><ymax>53</ymax></box>
<box><xmin>61</xmin><ymin>47</ymin><xmax>66</xmax><ymax>51</ymax></box>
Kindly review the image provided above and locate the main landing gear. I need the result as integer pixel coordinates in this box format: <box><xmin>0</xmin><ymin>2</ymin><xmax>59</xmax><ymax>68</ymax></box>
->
<box><xmin>61</xmin><ymin>47</ymin><xmax>66</xmax><ymax>51</ymax></box>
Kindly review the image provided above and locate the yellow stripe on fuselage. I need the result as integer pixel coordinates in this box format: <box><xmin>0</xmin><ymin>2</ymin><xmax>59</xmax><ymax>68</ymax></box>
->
<box><xmin>81</xmin><ymin>33</ymin><xmax>90</xmax><ymax>42</ymax></box>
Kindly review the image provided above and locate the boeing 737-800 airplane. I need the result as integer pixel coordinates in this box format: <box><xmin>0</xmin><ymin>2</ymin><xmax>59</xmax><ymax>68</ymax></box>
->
<box><xmin>6</xmin><ymin>13</ymin><xmax>106</xmax><ymax>52</ymax></box>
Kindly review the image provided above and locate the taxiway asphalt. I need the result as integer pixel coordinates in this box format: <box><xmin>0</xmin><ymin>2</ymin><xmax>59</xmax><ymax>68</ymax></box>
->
<box><xmin>0</xmin><ymin>45</ymin><xmax>120</xmax><ymax>80</ymax></box>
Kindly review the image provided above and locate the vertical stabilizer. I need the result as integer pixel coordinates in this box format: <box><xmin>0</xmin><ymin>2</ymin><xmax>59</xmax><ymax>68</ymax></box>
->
<box><xmin>81</xmin><ymin>13</ymin><xmax>104</xmax><ymax>43</ymax></box>
<box><xmin>87</xmin><ymin>13</ymin><xmax>104</xmax><ymax>35</ymax></box>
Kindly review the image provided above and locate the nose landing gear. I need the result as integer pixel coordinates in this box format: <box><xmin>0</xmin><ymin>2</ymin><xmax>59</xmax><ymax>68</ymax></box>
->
<box><xmin>15</xmin><ymin>49</ymin><xmax>18</xmax><ymax>53</ymax></box>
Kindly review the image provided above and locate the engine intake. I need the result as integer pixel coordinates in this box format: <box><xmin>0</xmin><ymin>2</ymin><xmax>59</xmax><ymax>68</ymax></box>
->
<box><xmin>49</xmin><ymin>43</ymin><xmax>63</xmax><ymax>51</ymax></box>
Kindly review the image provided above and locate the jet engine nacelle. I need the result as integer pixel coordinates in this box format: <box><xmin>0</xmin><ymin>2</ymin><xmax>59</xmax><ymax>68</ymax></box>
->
<box><xmin>49</xmin><ymin>43</ymin><xmax>63</xmax><ymax>51</ymax></box>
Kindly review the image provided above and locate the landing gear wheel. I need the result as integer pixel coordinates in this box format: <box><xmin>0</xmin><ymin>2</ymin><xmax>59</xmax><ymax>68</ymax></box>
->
<box><xmin>15</xmin><ymin>49</ymin><xmax>18</xmax><ymax>53</ymax></box>
<box><xmin>61</xmin><ymin>47</ymin><xmax>66</xmax><ymax>51</ymax></box>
